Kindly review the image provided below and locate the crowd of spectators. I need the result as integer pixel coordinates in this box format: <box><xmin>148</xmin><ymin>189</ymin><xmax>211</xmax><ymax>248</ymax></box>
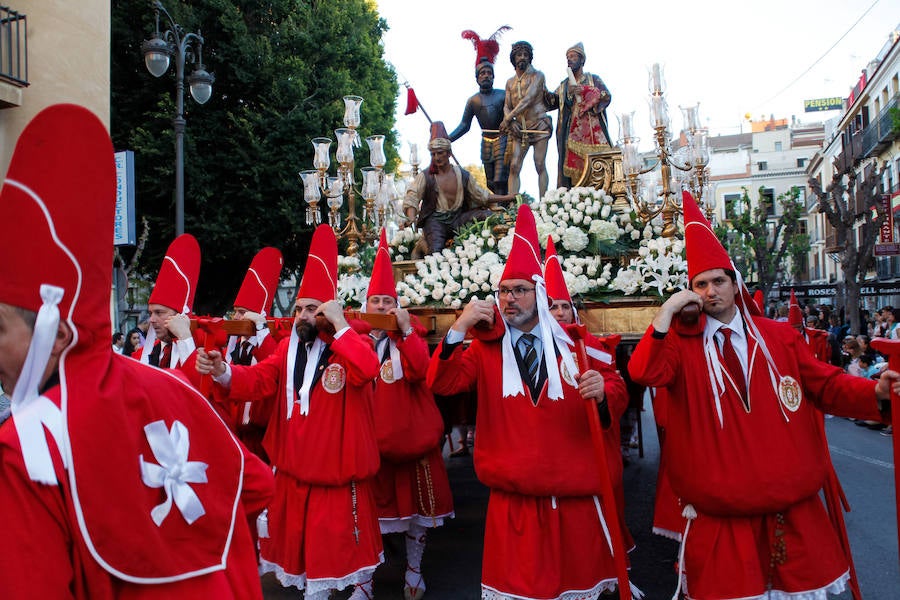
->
<box><xmin>768</xmin><ymin>298</ymin><xmax>895</xmax><ymax>436</ymax></box>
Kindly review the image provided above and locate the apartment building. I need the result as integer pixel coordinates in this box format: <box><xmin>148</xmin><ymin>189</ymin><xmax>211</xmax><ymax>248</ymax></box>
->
<box><xmin>807</xmin><ymin>23</ymin><xmax>900</xmax><ymax>311</ymax></box>
<box><xmin>0</xmin><ymin>1</ymin><xmax>109</xmax><ymax>178</ymax></box>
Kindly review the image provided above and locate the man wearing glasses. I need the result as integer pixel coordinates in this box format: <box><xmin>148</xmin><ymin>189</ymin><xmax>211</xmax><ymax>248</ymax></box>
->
<box><xmin>427</xmin><ymin>205</ymin><xmax>636</xmax><ymax>600</ymax></box>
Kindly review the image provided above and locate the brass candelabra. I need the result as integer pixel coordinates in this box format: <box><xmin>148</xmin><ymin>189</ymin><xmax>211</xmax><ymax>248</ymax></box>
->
<box><xmin>618</xmin><ymin>63</ymin><xmax>712</xmax><ymax>237</ymax></box>
<box><xmin>300</xmin><ymin>95</ymin><xmax>398</xmax><ymax>255</ymax></box>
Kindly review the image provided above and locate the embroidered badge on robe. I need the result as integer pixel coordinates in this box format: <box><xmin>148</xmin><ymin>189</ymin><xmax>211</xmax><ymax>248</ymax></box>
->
<box><xmin>380</xmin><ymin>359</ymin><xmax>396</xmax><ymax>384</ymax></box>
<box><xmin>778</xmin><ymin>375</ymin><xmax>802</xmax><ymax>412</ymax></box>
<box><xmin>322</xmin><ymin>363</ymin><xmax>346</xmax><ymax>393</ymax></box>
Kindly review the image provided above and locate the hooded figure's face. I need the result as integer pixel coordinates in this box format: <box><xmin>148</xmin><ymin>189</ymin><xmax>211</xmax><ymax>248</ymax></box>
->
<box><xmin>0</xmin><ymin>302</ymin><xmax>70</xmax><ymax>396</ymax></box>
<box><xmin>0</xmin><ymin>303</ymin><xmax>32</xmax><ymax>395</ymax></box>
<box><xmin>691</xmin><ymin>268</ymin><xmax>738</xmax><ymax>323</ymax></box>
<box><xmin>550</xmin><ymin>299</ymin><xmax>574</xmax><ymax>325</ymax></box>
<box><xmin>293</xmin><ymin>298</ymin><xmax>323</xmax><ymax>343</ymax></box>
<box><xmin>367</xmin><ymin>294</ymin><xmax>397</xmax><ymax>314</ymax></box>
<box><xmin>499</xmin><ymin>279</ymin><xmax>539</xmax><ymax>331</ymax></box>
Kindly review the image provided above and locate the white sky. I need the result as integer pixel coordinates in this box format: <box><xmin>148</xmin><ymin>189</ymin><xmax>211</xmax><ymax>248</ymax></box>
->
<box><xmin>375</xmin><ymin>0</ymin><xmax>900</xmax><ymax>197</ymax></box>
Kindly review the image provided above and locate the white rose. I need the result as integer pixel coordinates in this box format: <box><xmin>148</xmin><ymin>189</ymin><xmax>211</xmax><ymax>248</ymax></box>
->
<box><xmin>631</xmin><ymin>229</ymin><xmax>641</xmax><ymax>240</ymax></box>
<box><xmin>601</xmin><ymin>205</ymin><xmax>611</xmax><ymax>219</ymax></box>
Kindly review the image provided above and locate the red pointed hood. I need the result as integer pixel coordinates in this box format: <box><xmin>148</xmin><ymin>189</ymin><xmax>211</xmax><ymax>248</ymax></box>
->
<box><xmin>753</xmin><ymin>289</ymin><xmax>765</xmax><ymax>314</ymax></box>
<box><xmin>788</xmin><ymin>289</ymin><xmax>803</xmax><ymax>327</ymax></box>
<box><xmin>0</xmin><ymin>104</ymin><xmax>248</xmax><ymax>583</ymax></box>
<box><xmin>367</xmin><ymin>228</ymin><xmax>396</xmax><ymax>298</ymax></box>
<box><xmin>501</xmin><ymin>204</ymin><xmax>542</xmax><ymax>283</ymax></box>
<box><xmin>683</xmin><ymin>190</ymin><xmax>759</xmax><ymax>316</ymax></box>
<box><xmin>543</xmin><ymin>236</ymin><xmax>571</xmax><ymax>304</ymax></box>
<box><xmin>0</xmin><ymin>104</ymin><xmax>115</xmax><ymax>352</ymax></box>
<box><xmin>296</xmin><ymin>224</ymin><xmax>338</xmax><ymax>302</ymax></box>
<box><xmin>233</xmin><ymin>246</ymin><xmax>283</xmax><ymax>316</ymax></box>
<box><xmin>149</xmin><ymin>234</ymin><xmax>201</xmax><ymax>314</ymax></box>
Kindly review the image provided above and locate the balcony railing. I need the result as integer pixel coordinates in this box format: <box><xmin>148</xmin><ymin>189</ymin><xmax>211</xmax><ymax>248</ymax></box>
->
<box><xmin>0</xmin><ymin>6</ymin><xmax>27</xmax><ymax>86</ymax></box>
<box><xmin>861</xmin><ymin>93</ymin><xmax>899</xmax><ymax>158</ymax></box>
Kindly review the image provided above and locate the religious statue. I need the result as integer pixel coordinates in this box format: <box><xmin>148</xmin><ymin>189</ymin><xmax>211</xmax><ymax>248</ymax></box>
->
<box><xmin>545</xmin><ymin>42</ymin><xmax>612</xmax><ymax>189</ymax></box>
<box><xmin>499</xmin><ymin>40</ymin><xmax>552</xmax><ymax>199</ymax></box>
<box><xmin>449</xmin><ymin>26</ymin><xmax>511</xmax><ymax>195</ymax></box>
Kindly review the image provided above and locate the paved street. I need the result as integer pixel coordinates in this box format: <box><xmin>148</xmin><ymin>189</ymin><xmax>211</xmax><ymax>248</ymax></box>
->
<box><xmin>263</xmin><ymin>400</ymin><xmax>899</xmax><ymax>599</ymax></box>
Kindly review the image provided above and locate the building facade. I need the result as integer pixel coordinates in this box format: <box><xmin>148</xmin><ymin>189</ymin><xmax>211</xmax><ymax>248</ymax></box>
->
<box><xmin>0</xmin><ymin>1</ymin><xmax>110</xmax><ymax>179</ymax></box>
<box><xmin>807</xmin><ymin>23</ymin><xmax>900</xmax><ymax>313</ymax></box>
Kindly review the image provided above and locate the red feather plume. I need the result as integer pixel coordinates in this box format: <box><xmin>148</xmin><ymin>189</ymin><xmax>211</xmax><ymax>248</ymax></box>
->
<box><xmin>462</xmin><ymin>25</ymin><xmax>512</xmax><ymax>67</ymax></box>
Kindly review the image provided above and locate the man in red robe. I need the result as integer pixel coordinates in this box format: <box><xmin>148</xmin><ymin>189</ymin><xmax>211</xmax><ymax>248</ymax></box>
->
<box><xmin>543</xmin><ymin>236</ymin><xmax>633</xmax><ymax>554</ymax></box>
<box><xmin>132</xmin><ymin>233</ymin><xmax>203</xmax><ymax>389</ymax></box>
<box><xmin>358</xmin><ymin>229</ymin><xmax>454</xmax><ymax>600</ymax></box>
<box><xmin>0</xmin><ymin>104</ymin><xmax>274</xmax><ymax>598</ymax></box>
<box><xmin>224</xmin><ymin>246</ymin><xmax>283</xmax><ymax>462</ymax></box>
<box><xmin>628</xmin><ymin>191</ymin><xmax>900</xmax><ymax>600</ymax></box>
<box><xmin>196</xmin><ymin>225</ymin><xmax>383</xmax><ymax>600</ymax></box>
<box><xmin>427</xmin><ymin>204</ymin><xmax>637</xmax><ymax>599</ymax></box>
<box><xmin>789</xmin><ymin>288</ymin><xmax>831</xmax><ymax>364</ymax></box>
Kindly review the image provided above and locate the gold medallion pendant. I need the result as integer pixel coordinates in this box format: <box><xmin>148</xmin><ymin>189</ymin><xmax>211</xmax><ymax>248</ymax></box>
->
<box><xmin>778</xmin><ymin>375</ymin><xmax>802</xmax><ymax>412</ymax></box>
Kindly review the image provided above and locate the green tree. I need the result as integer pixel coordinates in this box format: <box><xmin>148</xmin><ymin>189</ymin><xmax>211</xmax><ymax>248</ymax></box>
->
<box><xmin>111</xmin><ymin>0</ymin><xmax>399</xmax><ymax>314</ymax></box>
<box><xmin>715</xmin><ymin>186</ymin><xmax>808</xmax><ymax>302</ymax></box>
<box><xmin>809</xmin><ymin>160</ymin><xmax>887</xmax><ymax>335</ymax></box>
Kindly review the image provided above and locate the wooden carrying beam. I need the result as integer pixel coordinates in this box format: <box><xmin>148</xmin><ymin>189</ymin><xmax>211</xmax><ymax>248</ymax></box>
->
<box><xmin>190</xmin><ymin>311</ymin><xmax>400</xmax><ymax>337</ymax></box>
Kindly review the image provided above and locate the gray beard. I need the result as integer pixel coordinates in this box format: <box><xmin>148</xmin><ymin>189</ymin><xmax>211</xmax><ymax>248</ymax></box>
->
<box><xmin>505</xmin><ymin>305</ymin><xmax>538</xmax><ymax>330</ymax></box>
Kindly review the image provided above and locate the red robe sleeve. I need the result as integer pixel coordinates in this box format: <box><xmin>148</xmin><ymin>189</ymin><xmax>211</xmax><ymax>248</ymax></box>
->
<box><xmin>395</xmin><ymin>330</ymin><xmax>431</xmax><ymax>382</ymax></box>
<box><xmin>0</xmin><ymin>435</ymin><xmax>76</xmax><ymax>598</ymax></box>
<box><xmin>426</xmin><ymin>338</ymin><xmax>481</xmax><ymax>396</ymax></box>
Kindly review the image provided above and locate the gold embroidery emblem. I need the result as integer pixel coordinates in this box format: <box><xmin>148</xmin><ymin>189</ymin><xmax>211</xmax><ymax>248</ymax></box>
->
<box><xmin>778</xmin><ymin>375</ymin><xmax>802</xmax><ymax>412</ymax></box>
<box><xmin>322</xmin><ymin>363</ymin><xmax>346</xmax><ymax>394</ymax></box>
<box><xmin>380</xmin><ymin>359</ymin><xmax>395</xmax><ymax>384</ymax></box>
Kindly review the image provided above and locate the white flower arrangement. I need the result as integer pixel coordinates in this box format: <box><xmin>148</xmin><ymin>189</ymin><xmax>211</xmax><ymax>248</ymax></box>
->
<box><xmin>337</xmin><ymin>272</ymin><xmax>370</xmax><ymax>308</ymax></box>
<box><xmin>336</xmin><ymin>186</ymin><xmax>685</xmax><ymax>307</ymax></box>
<box><xmin>610</xmin><ymin>236</ymin><xmax>688</xmax><ymax>297</ymax></box>
<box><xmin>388</xmin><ymin>226</ymin><xmax>422</xmax><ymax>261</ymax></box>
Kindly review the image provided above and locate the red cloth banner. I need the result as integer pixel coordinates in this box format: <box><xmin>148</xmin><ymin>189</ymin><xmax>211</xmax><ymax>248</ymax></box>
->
<box><xmin>404</xmin><ymin>87</ymin><xmax>419</xmax><ymax>115</ymax></box>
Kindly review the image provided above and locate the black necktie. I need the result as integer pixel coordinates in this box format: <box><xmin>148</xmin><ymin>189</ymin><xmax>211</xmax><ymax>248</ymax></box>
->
<box><xmin>719</xmin><ymin>327</ymin><xmax>748</xmax><ymax>408</ymax></box>
<box><xmin>239</xmin><ymin>340</ymin><xmax>253</xmax><ymax>364</ymax></box>
<box><xmin>378</xmin><ymin>337</ymin><xmax>391</xmax><ymax>364</ymax></box>
<box><xmin>293</xmin><ymin>342</ymin><xmax>310</xmax><ymax>393</ymax></box>
<box><xmin>518</xmin><ymin>333</ymin><xmax>538</xmax><ymax>387</ymax></box>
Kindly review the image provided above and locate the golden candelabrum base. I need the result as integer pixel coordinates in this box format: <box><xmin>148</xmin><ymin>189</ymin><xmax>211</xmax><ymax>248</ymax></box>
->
<box><xmin>569</xmin><ymin>145</ymin><xmax>631</xmax><ymax>215</ymax></box>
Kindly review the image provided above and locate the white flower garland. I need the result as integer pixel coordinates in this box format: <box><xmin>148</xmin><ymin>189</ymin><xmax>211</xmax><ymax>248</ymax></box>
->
<box><xmin>336</xmin><ymin>187</ymin><xmax>688</xmax><ymax>306</ymax></box>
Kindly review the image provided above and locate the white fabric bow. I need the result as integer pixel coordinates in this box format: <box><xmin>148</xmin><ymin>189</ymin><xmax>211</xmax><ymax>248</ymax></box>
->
<box><xmin>12</xmin><ymin>284</ymin><xmax>66</xmax><ymax>485</ymax></box>
<box><xmin>140</xmin><ymin>420</ymin><xmax>208</xmax><ymax>526</ymax></box>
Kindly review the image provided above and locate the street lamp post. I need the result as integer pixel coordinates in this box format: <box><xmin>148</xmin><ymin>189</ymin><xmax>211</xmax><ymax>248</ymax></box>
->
<box><xmin>141</xmin><ymin>0</ymin><xmax>214</xmax><ymax>236</ymax></box>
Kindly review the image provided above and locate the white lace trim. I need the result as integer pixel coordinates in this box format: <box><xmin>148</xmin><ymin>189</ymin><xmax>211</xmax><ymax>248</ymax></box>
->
<box><xmin>482</xmin><ymin>577</ymin><xmax>620</xmax><ymax>600</ymax></box>
<box><xmin>260</xmin><ymin>553</ymin><xmax>385</xmax><ymax>594</ymax></box>
<box><xmin>682</xmin><ymin>569</ymin><xmax>848</xmax><ymax>600</ymax></box>
<box><xmin>652</xmin><ymin>525</ymin><xmax>683</xmax><ymax>542</ymax></box>
<box><xmin>259</xmin><ymin>560</ymin><xmax>306</xmax><ymax>590</ymax></box>
<box><xmin>378</xmin><ymin>511</ymin><xmax>454</xmax><ymax>533</ymax></box>
<box><xmin>304</xmin><ymin>553</ymin><xmax>384</xmax><ymax>596</ymax></box>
